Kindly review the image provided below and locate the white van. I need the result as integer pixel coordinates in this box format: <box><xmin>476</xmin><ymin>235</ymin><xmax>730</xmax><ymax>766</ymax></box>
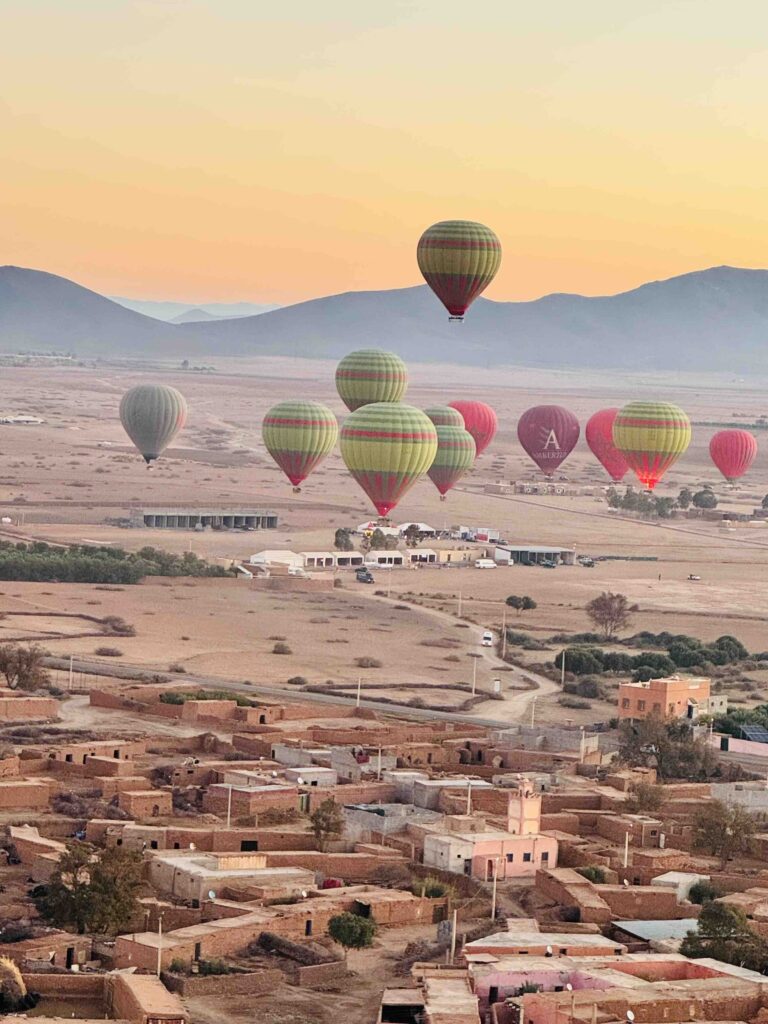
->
<box><xmin>474</xmin><ymin>558</ymin><xmax>497</xmax><ymax>569</ymax></box>
<box><xmin>481</xmin><ymin>631</ymin><xmax>494</xmax><ymax>647</ymax></box>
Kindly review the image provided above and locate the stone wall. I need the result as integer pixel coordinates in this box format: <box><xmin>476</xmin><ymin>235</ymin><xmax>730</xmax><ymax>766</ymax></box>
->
<box><xmin>162</xmin><ymin>969</ymin><xmax>282</xmax><ymax>997</ymax></box>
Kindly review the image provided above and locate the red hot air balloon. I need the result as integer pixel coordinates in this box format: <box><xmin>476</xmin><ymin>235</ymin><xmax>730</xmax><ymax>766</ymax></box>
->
<box><xmin>448</xmin><ymin>401</ymin><xmax>497</xmax><ymax>457</ymax></box>
<box><xmin>585</xmin><ymin>408</ymin><xmax>629</xmax><ymax>483</ymax></box>
<box><xmin>517</xmin><ymin>405</ymin><xmax>580</xmax><ymax>476</ymax></box>
<box><xmin>709</xmin><ymin>429</ymin><xmax>758</xmax><ymax>482</ymax></box>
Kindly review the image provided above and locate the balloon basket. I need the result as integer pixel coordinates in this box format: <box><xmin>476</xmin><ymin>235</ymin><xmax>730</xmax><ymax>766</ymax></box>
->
<box><xmin>440</xmin><ymin>495</ymin><xmax>446</xmax><ymax>502</ymax></box>
<box><xmin>292</xmin><ymin>486</ymin><xmax>302</xmax><ymax>494</ymax></box>
<box><xmin>448</xmin><ymin>316</ymin><xmax>464</xmax><ymax>323</ymax></box>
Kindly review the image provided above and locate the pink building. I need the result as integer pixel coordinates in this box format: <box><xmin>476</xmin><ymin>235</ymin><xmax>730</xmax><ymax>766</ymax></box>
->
<box><xmin>422</xmin><ymin>778</ymin><xmax>558</xmax><ymax>880</ymax></box>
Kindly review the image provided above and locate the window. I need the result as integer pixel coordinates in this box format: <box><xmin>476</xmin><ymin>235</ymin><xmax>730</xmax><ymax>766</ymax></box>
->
<box><xmin>650</xmin><ymin>830</ymin><xmax>657</xmax><ymax>837</ymax></box>
<box><xmin>637</xmin><ymin>700</ymin><xmax>646</xmax><ymax>711</ymax></box>
<box><xmin>668</xmin><ymin>704</ymin><xmax>675</xmax><ymax>713</ymax></box>
<box><xmin>541</xmin><ymin>851</ymin><xmax>549</xmax><ymax>863</ymax></box>
<box><xmin>653</xmin><ymin>703</ymin><xmax>661</xmax><ymax>712</ymax></box>
<box><xmin>621</xmin><ymin>699</ymin><xmax>630</xmax><ymax>709</ymax></box>
<box><xmin>523</xmin><ymin>852</ymin><xmax>532</xmax><ymax>863</ymax></box>
<box><xmin>150</xmin><ymin>840</ymin><xmax>158</xmax><ymax>850</ymax></box>
<box><xmin>506</xmin><ymin>853</ymin><xmax>514</xmax><ymax>863</ymax></box>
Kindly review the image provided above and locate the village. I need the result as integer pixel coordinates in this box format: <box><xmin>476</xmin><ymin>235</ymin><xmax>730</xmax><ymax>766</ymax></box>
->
<box><xmin>0</xmin><ymin>657</ymin><xmax>765</xmax><ymax>1024</ymax></box>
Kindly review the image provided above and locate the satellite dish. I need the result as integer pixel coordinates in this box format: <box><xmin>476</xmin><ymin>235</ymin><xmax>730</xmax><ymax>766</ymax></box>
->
<box><xmin>566</xmin><ymin>984</ymin><xmax>573</xmax><ymax>992</ymax></box>
<box><xmin>189</xmin><ymin>843</ymin><xmax>196</xmax><ymax>850</ymax></box>
<box><xmin>297</xmin><ymin>777</ymin><xmax>304</xmax><ymax>786</ymax></box>
<box><xmin>271</xmin><ymin>771</ymin><xmax>277</xmax><ymax>778</ymax></box>
<box><xmin>546</xmin><ymin>945</ymin><xmax>553</xmax><ymax>956</ymax></box>
<box><xmin>627</xmin><ymin>1013</ymin><xmax>635</xmax><ymax>1023</ymax></box>
<box><xmin>301</xmin><ymin>890</ymin><xmax>308</xmax><ymax>898</ymax></box>
<box><xmin>623</xmin><ymin>879</ymin><xmax>629</xmax><ymax>887</ymax></box>
<box><xmin>207</xmin><ymin>890</ymin><xmax>216</xmax><ymax>900</ymax></box>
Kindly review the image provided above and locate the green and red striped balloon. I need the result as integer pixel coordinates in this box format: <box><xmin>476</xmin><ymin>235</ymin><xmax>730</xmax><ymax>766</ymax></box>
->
<box><xmin>424</xmin><ymin>405</ymin><xmax>466</xmax><ymax>428</ymax></box>
<box><xmin>262</xmin><ymin>400</ymin><xmax>338</xmax><ymax>490</ymax></box>
<box><xmin>340</xmin><ymin>403</ymin><xmax>438</xmax><ymax>517</ymax></box>
<box><xmin>335</xmin><ymin>349</ymin><xmax>408</xmax><ymax>412</ymax></box>
<box><xmin>428</xmin><ymin>426</ymin><xmax>476</xmax><ymax>499</ymax></box>
<box><xmin>417</xmin><ymin>220</ymin><xmax>502</xmax><ymax>320</ymax></box>
<box><xmin>613</xmin><ymin>401</ymin><xmax>691</xmax><ymax>490</ymax></box>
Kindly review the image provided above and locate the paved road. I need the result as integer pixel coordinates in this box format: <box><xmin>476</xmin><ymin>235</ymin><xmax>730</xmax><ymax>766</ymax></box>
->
<box><xmin>44</xmin><ymin>654</ymin><xmax>554</xmax><ymax>731</ymax></box>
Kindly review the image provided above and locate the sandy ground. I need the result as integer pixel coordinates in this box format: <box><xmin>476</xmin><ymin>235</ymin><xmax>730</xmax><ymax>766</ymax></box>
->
<box><xmin>0</xmin><ymin>360</ymin><xmax>766</xmax><ymax>724</ymax></box>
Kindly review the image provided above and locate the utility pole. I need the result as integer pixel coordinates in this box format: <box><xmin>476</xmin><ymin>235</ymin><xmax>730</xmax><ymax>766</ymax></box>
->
<box><xmin>623</xmin><ymin>830</ymin><xmax>630</xmax><ymax>869</ymax></box>
<box><xmin>501</xmin><ymin>608</ymin><xmax>507</xmax><ymax>660</ymax></box>
<box><xmin>466</xmin><ymin>781</ymin><xmax>472</xmax><ymax>815</ymax></box>
<box><xmin>356</xmin><ymin>676</ymin><xmax>362</xmax><ymax>707</ymax></box>
<box><xmin>68</xmin><ymin>654</ymin><xmax>74</xmax><ymax>692</ymax></box>
<box><xmin>377</xmin><ymin>746</ymin><xmax>382</xmax><ymax>780</ymax></box>
<box><xmin>530</xmin><ymin>696</ymin><xmax>537</xmax><ymax>728</ymax></box>
<box><xmin>491</xmin><ymin>858</ymin><xmax>499</xmax><ymax>921</ymax></box>
<box><xmin>226</xmin><ymin>785</ymin><xmax>233</xmax><ymax>829</ymax></box>
<box><xmin>560</xmin><ymin>650</ymin><xmax>566</xmax><ymax>687</ymax></box>
<box><xmin>449</xmin><ymin>908</ymin><xmax>458</xmax><ymax>961</ymax></box>
<box><xmin>457</xmin><ymin>590</ymin><xmax>462</xmax><ymax>617</ymax></box>
<box><xmin>472</xmin><ymin>657</ymin><xmax>478</xmax><ymax>696</ymax></box>
<box><xmin>156</xmin><ymin>913</ymin><xmax>164</xmax><ymax>977</ymax></box>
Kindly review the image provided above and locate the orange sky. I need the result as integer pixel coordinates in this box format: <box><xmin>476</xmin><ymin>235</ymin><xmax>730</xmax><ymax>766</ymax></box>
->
<box><xmin>2</xmin><ymin>1</ymin><xmax>768</xmax><ymax>304</ymax></box>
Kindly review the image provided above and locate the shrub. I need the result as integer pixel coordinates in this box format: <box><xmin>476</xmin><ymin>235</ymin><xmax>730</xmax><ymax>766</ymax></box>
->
<box><xmin>94</xmin><ymin>647</ymin><xmax>123</xmax><ymax>657</ymax></box>
<box><xmin>558</xmin><ymin>696</ymin><xmax>591</xmax><ymax>709</ymax></box>
<box><xmin>575</xmin><ymin>678</ymin><xmax>604</xmax><ymax>699</ymax></box>
<box><xmin>272</xmin><ymin>642</ymin><xmax>292</xmax><ymax>655</ymax></box>
<box><xmin>287</xmin><ymin>676</ymin><xmax>308</xmax><ymax>686</ymax></box>
<box><xmin>688</xmin><ymin>879</ymin><xmax>722</xmax><ymax>904</ymax></box>
<box><xmin>412</xmin><ymin>876</ymin><xmax>449</xmax><ymax>898</ymax></box>
<box><xmin>160</xmin><ymin>692</ymin><xmax>184</xmax><ymax>705</ymax></box>
<box><xmin>168</xmin><ymin>958</ymin><xmax>188</xmax><ymax>975</ymax></box>
<box><xmin>576</xmin><ymin>866</ymin><xmax>606</xmax><ymax>884</ymax></box>
<box><xmin>168</xmin><ymin>663</ymin><xmax>186</xmax><ymax>673</ymax></box>
<box><xmin>328</xmin><ymin>911</ymin><xmax>376</xmax><ymax>949</ymax></box>
<box><xmin>355</xmin><ymin>656</ymin><xmax>382</xmax><ymax>668</ymax></box>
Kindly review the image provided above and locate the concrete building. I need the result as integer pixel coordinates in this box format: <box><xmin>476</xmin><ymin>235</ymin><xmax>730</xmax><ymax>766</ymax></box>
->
<box><xmin>618</xmin><ymin>675</ymin><xmax>726</xmax><ymax>722</ymax></box>
<box><xmin>147</xmin><ymin>850</ymin><xmax>314</xmax><ymax>902</ymax></box>
<box><xmin>493</xmin><ymin>544</ymin><xmax>576</xmax><ymax>566</ymax></box>
<box><xmin>423</xmin><ymin>828</ymin><xmax>558</xmax><ymax>880</ymax></box>
<box><xmin>143</xmin><ymin>508</ymin><xmax>277</xmax><ymax>529</ymax></box>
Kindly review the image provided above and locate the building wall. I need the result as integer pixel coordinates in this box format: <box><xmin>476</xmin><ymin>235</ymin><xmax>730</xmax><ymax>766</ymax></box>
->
<box><xmin>618</xmin><ymin>676</ymin><xmax>711</xmax><ymax>722</ymax></box>
<box><xmin>118</xmin><ymin>790</ymin><xmax>173</xmax><ymax>818</ymax></box>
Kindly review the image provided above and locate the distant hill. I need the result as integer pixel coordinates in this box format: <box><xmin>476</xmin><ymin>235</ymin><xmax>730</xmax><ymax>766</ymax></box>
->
<box><xmin>111</xmin><ymin>296</ymin><xmax>278</xmax><ymax>321</ymax></box>
<box><xmin>170</xmin><ymin>308</ymin><xmax>223</xmax><ymax>324</ymax></box>
<box><xmin>3</xmin><ymin>264</ymin><xmax>768</xmax><ymax>371</ymax></box>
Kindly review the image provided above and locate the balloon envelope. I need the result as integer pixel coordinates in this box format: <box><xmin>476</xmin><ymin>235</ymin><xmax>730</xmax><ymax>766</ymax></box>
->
<box><xmin>613</xmin><ymin>401</ymin><xmax>691</xmax><ymax>490</ymax></box>
<box><xmin>585</xmin><ymin>408</ymin><xmax>629</xmax><ymax>482</ymax></box>
<box><xmin>262</xmin><ymin>400</ymin><xmax>338</xmax><ymax>488</ymax></box>
<box><xmin>424</xmin><ymin>405</ymin><xmax>465</xmax><ymax>428</ymax></box>
<box><xmin>340</xmin><ymin>403</ymin><xmax>437</xmax><ymax>517</ymax></box>
<box><xmin>709</xmin><ymin>429</ymin><xmax>757</xmax><ymax>482</ymax></box>
<box><xmin>448</xmin><ymin>401</ymin><xmax>497</xmax><ymax>457</ymax></box>
<box><xmin>417</xmin><ymin>220</ymin><xmax>501</xmax><ymax>320</ymax></box>
<box><xmin>120</xmin><ymin>384</ymin><xmax>187</xmax><ymax>464</ymax></box>
<box><xmin>428</xmin><ymin>426</ymin><xmax>476</xmax><ymax>497</ymax></box>
<box><xmin>335</xmin><ymin>349</ymin><xmax>407</xmax><ymax>412</ymax></box>
<box><xmin>517</xmin><ymin>405</ymin><xmax>580</xmax><ymax>476</ymax></box>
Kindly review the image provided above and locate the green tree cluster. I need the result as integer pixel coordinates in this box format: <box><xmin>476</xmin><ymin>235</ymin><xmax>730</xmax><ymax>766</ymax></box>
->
<box><xmin>617</xmin><ymin>717</ymin><xmax>718</xmax><ymax>782</ymax></box>
<box><xmin>505</xmin><ymin>595</ymin><xmax>537</xmax><ymax>614</ymax></box>
<box><xmin>692</xmin><ymin>800</ymin><xmax>756</xmax><ymax>867</ymax></box>
<box><xmin>328</xmin><ymin>911</ymin><xmax>376</xmax><ymax>950</ymax></box>
<box><xmin>34</xmin><ymin>844</ymin><xmax>142</xmax><ymax>935</ymax></box>
<box><xmin>681</xmin><ymin>902</ymin><xmax>768</xmax><ymax>972</ymax></box>
<box><xmin>309</xmin><ymin>798</ymin><xmax>344</xmax><ymax>850</ymax></box>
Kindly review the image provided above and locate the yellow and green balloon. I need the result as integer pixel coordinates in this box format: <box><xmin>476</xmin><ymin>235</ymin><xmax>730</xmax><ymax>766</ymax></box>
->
<box><xmin>335</xmin><ymin>349</ymin><xmax>408</xmax><ymax>412</ymax></box>
<box><xmin>428</xmin><ymin>426</ymin><xmax>476</xmax><ymax>499</ymax></box>
<box><xmin>613</xmin><ymin>401</ymin><xmax>691</xmax><ymax>490</ymax></box>
<box><xmin>262</xmin><ymin>400</ymin><xmax>338</xmax><ymax>491</ymax></box>
<box><xmin>340</xmin><ymin>403</ymin><xmax>437</xmax><ymax>517</ymax></box>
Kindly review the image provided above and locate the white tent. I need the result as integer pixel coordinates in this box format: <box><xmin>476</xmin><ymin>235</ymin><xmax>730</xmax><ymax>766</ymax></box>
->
<box><xmin>249</xmin><ymin>550</ymin><xmax>303</xmax><ymax>568</ymax></box>
<box><xmin>398</xmin><ymin>522</ymin><xmax>436</xmax><ymax>536</ymax></box>
<box><xmin>356</xmin><ymin>521</ymin><xmax>399</xmax><ymax>537</ymax></box>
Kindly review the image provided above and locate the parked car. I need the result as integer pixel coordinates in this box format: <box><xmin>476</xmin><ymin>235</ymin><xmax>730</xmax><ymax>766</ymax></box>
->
<box><xmin>540</xmin><ymin>560</ymin><xmax>557</xmax><ymax>569</ymax></box>
<box><xmin>356</xmin><ymin>568</ymin><xmax>375</xmax><ymax>583</ymax></box>
<box><xmin>688</xmin><ymin>573</ymin><xmax>701</xmax><ymax>581</ymax></box>
<box><xmin>474</xmin><ymin>558</ymin><xmax>497</xmax><ymax>569</ymax></box>
<box><xmin>481</xmin><ymin>631</ymin><xmax>494</xmax><ymax>647</ymax></box>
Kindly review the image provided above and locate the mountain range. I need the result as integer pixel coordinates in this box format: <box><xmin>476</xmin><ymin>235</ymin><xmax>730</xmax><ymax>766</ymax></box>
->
<box><xmin>2</xmin><ymin>264</ymin><xmax>768</xmax><ymax>372</ymax></box>
<box><xmin>110</xmin><ymin>296</ymin><xmax>278</xmax><ymax>321</ymax></box>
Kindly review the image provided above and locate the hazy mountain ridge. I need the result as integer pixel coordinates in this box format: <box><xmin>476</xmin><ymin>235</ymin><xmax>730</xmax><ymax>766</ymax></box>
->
<box><xmin>2</xmin><ymin>264</ymin><xmax>768</xmax><ymax>371</ymax></box>
<box><xmin>112</xmin><ymin>295</ymin><xmax>278</xmax><ymax>321</ymax></box>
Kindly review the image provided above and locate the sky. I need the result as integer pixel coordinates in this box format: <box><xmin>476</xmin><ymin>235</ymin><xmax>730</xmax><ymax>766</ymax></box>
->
<box><xmin>2</xmin><ymin>0</ymin><xmax>768</xmax><ymax>305</ymax></box>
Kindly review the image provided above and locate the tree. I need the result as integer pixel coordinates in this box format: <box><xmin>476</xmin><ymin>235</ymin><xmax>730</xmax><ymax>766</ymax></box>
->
<box><xmin>309</xmin><ymin>798</ymin><xmax>344</xmax><ymax>850</ymax></box>
<box><xmin>403</xmin><ymin>524</ymin><xmax>421</xmax><ymax>548</ymax></box>
<box><xmin>575</xmin><ymin>866</ymin><xmax>606</xmax><ymax>884</ymax></box>
<box><xmin>762</xmin><ymin>494</ymin><xmax>768</xmax><ymax>510</ymax></box>
<box><xmin>677</xmin><ymin>487</ymin><xmax>693</xmax><ymax>510</ymax></box>
<box><xmin>506</xmin><ymin>595</ymin><xmax>536</xmax><ymax>616</ymax></box>
<box><xmin>328</xmin><ymin>911</ymin><xmax>376</xmax><ymax>950</ymax></box>
<box><xmin>688</xmin><ymin>880</ymin><xmax>721</xmax><ymax>905</ymax></box>
<box><xmin>0</xmin><ymin>644</ymin><xmax>50</xmax><ymax>691</ymax></box>
<box><xmin>585</xmin><ymin>592</ymin><xmax>632</xmax><ymax>639</ymax></box>
<box><xmin>692</xmin><ymin>800</ymin><xmax>756</xmax><ymax>867</ymax></box>
<box><xmin>34</xmin><ymin>844</ymin><xmax>142</xmax><ymax>935</ymax></box>
<box><xmin>692</xmin><ymin>489</ymin><xmax>718</xmax><ymax>510</ymax></box>
<box><xmin>681</xmin><ymin>902</ymin><xmax>768</xmax><ymax>972</ymax></box>
<box><xmin>334</xmin><ymin>528</ymin><xmax>354</xmax><ymax>552</ymax></box>
<box><xmin>618</xmin><ymin>717</ymin><xmax>718</xmax><ymax>782</ymax></box>
<box><xmin>625</xmin><ymin>781</ymin><xmax>666</xmax><ymax>814</ymax></box>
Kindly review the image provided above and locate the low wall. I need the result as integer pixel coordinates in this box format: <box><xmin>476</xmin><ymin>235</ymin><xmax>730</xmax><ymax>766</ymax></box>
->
<box><xmin>162</xmin><ymin>970</ymin><xmax>281</xmax><ymax>997</ymax></box>
<box><xmin>296</xmin><ymin>961</ymin><xmax>349</xmax><ymax>987</ymax></box>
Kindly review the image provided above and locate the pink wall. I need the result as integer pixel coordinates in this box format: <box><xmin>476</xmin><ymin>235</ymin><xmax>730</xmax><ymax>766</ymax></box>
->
<box><xmin>471</xmin><ymin>835</ymin><xmax>559</xmax><ymax>880</ymax></box>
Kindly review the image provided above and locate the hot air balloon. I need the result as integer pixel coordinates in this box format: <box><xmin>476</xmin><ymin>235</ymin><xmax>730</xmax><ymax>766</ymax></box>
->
<box><xmin>612</xmin><ymin>401</ymin><xmax>691</xmax><ymax>490</ymax></box>
<box><xmin>709</xmin><ymin>429</ymin><xmax>757</xmax><ymax>483</ymax></box>
<box><xmin>517</xmin><ymin>405</ymin><xmax>580</xmax><ymax>476</ymax></box>
<box><xmin>424</xmin><ymin>405</ymin><xmax>465</xmax><ymax>428</ymax></box>
<box><xmin>585</xmin><ymin>408</ymin><xmax>630</xmax><ymax>483</ymax></box>
<box><xmin>119</xmin><ymin>384</ymin><xmax>187</xmax><ymax>465</ymax></box>
<box><xmin>417</xmin><ymin>220</ymin><xmax>502</xmax><ymax>321</ymax></box>
<box><xmin>340</xmin><ymin>403</ymin><xmax>438</xmax><ymax>517</ymax></box>
<box><xmin>335</xmin><ymin>349</ymin><xmax>407</xmax><ymax>412</ymax></box>
<box><xmin>428</xmin><ymin>426</ymin><xmax>476</xmax><ymax>499</ymax></box>
<box><xmin>448</xmin><ymin>401</ymin><xmax>497</xmax><ymax>457</ymax></box>
<box><xmin>262</xmin><ymin>400</ymin><xmax>338</xmax><ymax>491</ymax></box>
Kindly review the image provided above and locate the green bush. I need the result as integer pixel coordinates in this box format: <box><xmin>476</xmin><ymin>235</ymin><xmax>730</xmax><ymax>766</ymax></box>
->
<box><xmin>688</xmin><ymin>880</ymin><xmax>722</xmax><ymax>904</ymax></box>
<box><xmin>576</xmin><ymin>866</ymin><xmax>606</xmax><ymax>884</ymax></box>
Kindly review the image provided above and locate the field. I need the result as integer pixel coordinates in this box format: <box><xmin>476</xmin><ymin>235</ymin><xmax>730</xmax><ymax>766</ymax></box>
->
<box><xmin>1</xmin><ymin>358</ymin><xmax>768</xmax><ymax>724</ymax></box>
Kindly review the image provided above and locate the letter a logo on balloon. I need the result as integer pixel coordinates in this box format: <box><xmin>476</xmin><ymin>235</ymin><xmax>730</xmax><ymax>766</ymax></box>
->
<box><xmin>543</xmin><ymin>430</ymin><xmax>561</xmax><ymax>451</ymax></box>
